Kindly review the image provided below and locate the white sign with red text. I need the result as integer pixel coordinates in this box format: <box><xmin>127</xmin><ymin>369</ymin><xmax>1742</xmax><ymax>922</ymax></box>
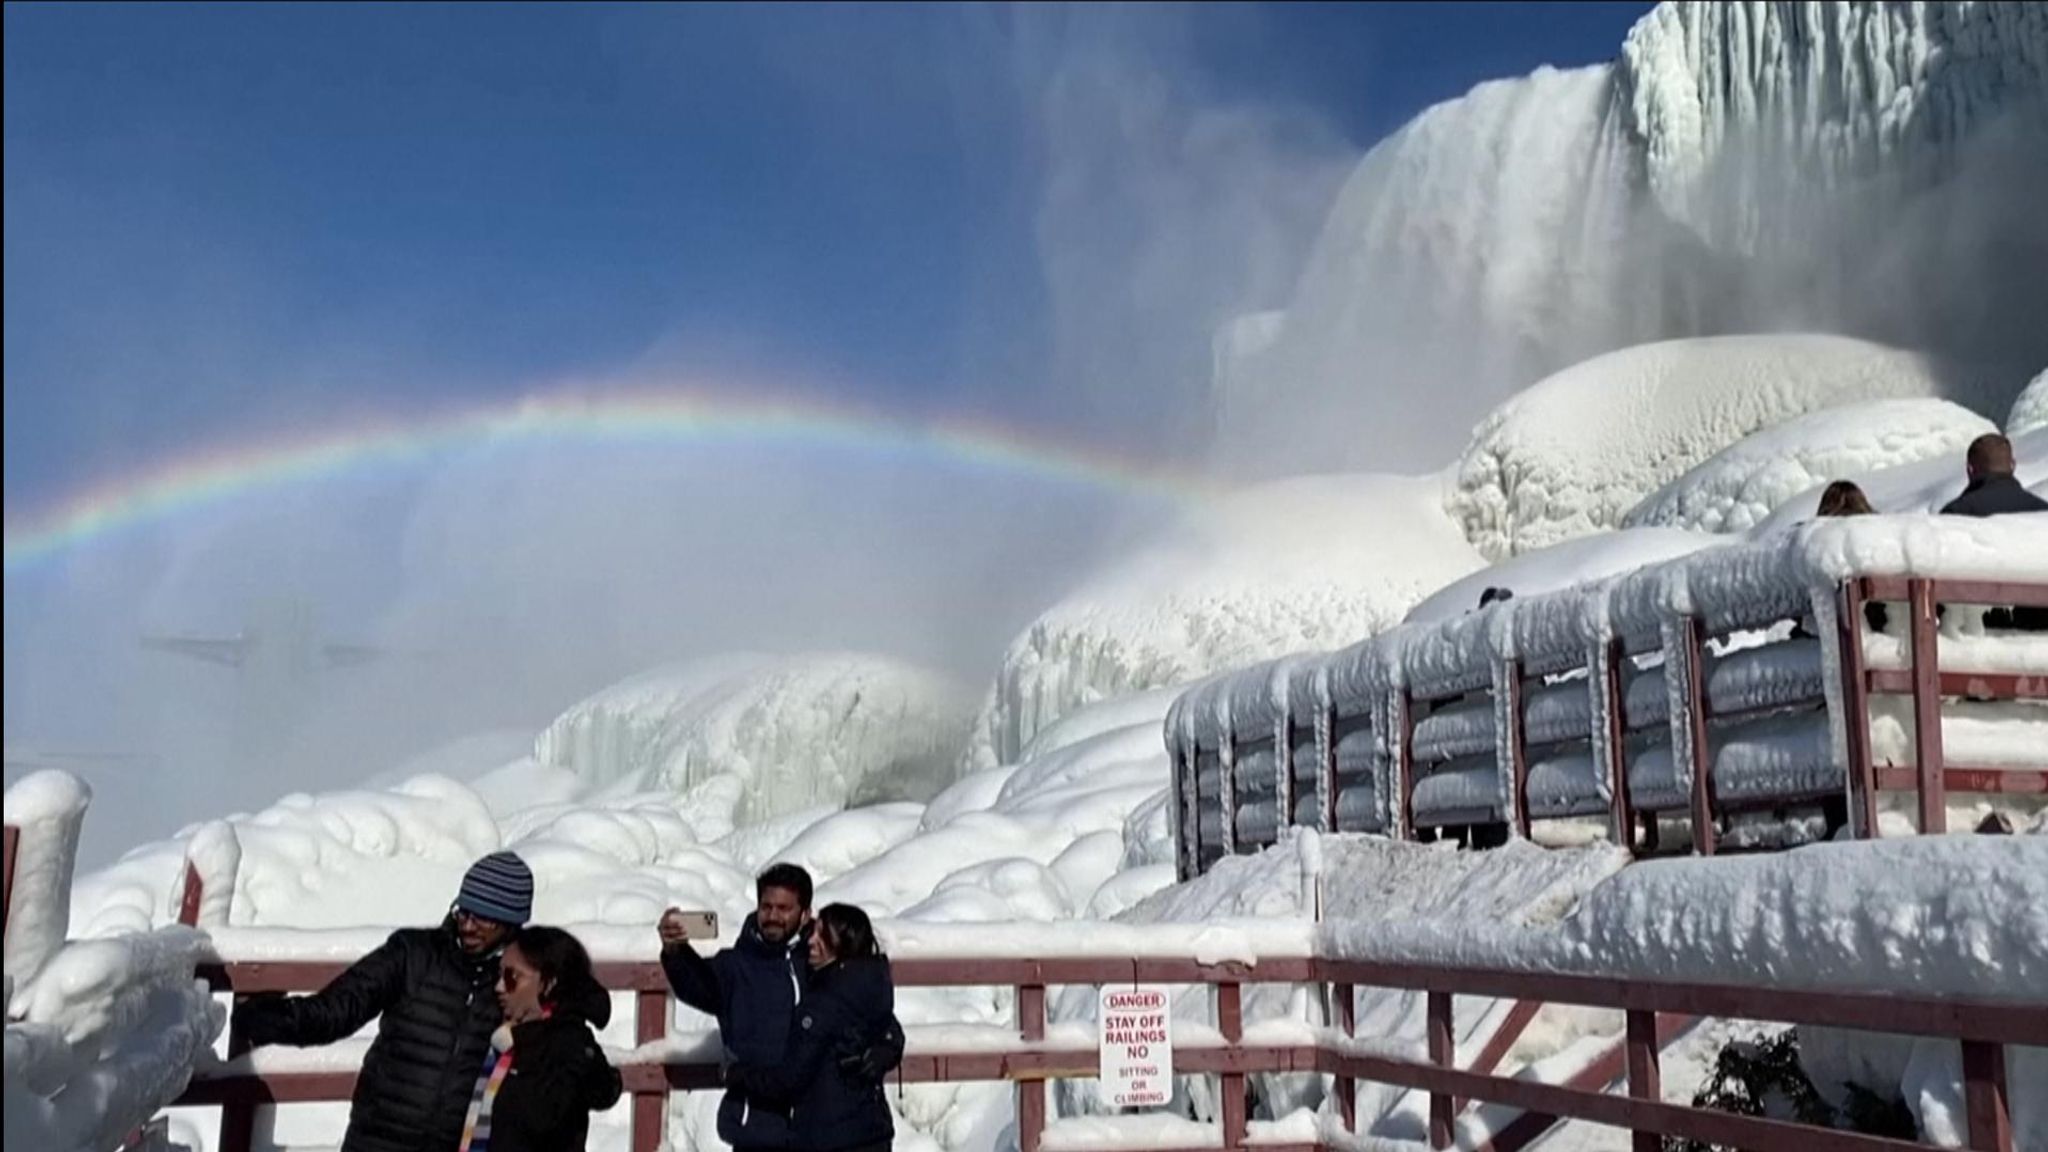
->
<box><xmin>1098</xmin><ymin>985</ymin><xmax>1173</xmax><ymax>1108</ymax></box>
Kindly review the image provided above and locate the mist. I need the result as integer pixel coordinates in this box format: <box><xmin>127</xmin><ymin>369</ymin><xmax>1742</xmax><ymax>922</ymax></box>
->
<box><xmin>4</xmin><ymin>4</ymin><xmax>1360</xmax><ymax>866</ymax></box>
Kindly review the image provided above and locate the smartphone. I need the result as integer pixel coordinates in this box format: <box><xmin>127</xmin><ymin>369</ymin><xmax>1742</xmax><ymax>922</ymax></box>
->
<box><xmin>667</xmin><ymin>910</ymin><xmax>719</xmax><ymax>940</ymax></box>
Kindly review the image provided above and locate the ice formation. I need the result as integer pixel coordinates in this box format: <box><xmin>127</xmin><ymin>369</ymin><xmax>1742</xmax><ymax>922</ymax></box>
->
<box><xmin>1752</xmin><ymin>425</ymin><xmax>2048</xmax><ymax>534</ymax></box>
<box><xmin>968</xmin><ymin>474</ymin><xmax>1483</xmax><ymax>769</ymax></box>
<box><xmin>2012</xmin><ymin>368</ymin><xmax>2048</xmax><ymax>436</ymax></box>
<box><xmin>1213</xmin><ymin>2</ymin><xmax>2048</xmax><ymax>478</ymax></box>
<box><xmin>1624</xmin><ymin>397</ymin><xmax>1996</xmax><ymax>535</ymax></box>
<box><xmin>536</xmin><ymin>652</ymin><xmax>976</xmax><ymax>823</ymax></box>
<box><xmin>1447</xmin><ymin>334</ymin><xmax>1982</xmax><ymax>559</ymax></box>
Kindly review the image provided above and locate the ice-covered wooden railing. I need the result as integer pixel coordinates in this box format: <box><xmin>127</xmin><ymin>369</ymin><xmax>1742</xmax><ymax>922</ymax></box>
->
<box><xmin>161</xmin><ymin>926</ymin><xmax>2042</xmax><ymax>1152</ymax></box>
<box><xmin>1171</xmin><ymin>516</ymin><xmax>2048</xmax><ymax>869</ymax></box>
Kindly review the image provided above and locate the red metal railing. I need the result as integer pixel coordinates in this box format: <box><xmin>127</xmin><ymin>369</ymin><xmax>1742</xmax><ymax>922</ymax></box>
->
<box><xmin>164</xmin><ymin>951</ymin><xmax>2041</xmax><ymax>1152</ymax></box>
<box><xmin>1841</xmin><ymin>577</ymin><xmax>2048</xmax><ymax>837</ymax></box>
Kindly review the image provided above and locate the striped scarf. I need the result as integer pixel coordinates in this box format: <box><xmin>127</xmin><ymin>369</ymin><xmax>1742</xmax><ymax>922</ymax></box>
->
<box><xmin>459</xmin><ymin>1015</ymin><xmax>536</xmax><ymax>1152</ymax></box>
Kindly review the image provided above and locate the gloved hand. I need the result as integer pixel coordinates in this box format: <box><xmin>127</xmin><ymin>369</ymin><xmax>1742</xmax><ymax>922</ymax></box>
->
<box><xmin>836</xmin><ymin>1042</ymin><xmax>892</xmax><ymax>1083</ymax></box>
<box><xmin>231</xmin><ymin>993</ymin><xmax>292</xmax><ymax>1049</ymax></box>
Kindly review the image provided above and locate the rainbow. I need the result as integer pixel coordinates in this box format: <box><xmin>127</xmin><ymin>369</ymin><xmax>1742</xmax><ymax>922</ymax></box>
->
<box><xmin>3</xmin><ymin>389</ymin><xmax>1217</xmax><ymax>571</ymax></box>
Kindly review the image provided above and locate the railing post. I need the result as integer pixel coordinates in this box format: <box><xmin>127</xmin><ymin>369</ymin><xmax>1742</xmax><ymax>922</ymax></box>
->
<box><xmin>1910</xmin><ymin>578</ymin><xmax>1947</xmax><ymax>834</ymax></box>
<box><xmin>1333</xmin><ymin>982</ymin><xmax>1356</xmax><ymax>1132</ymax></box>
<box><xmin>3</xmin><ymin>824</ymin><xmax>17</xmax><ymax>943</ymax></box>
<box><xmin>1683</xmin><ymin>616</ymin><xmax>1717</xmax><ymax>856</ymax></box>
<box><xmin>1624</xmin><ymin>1010</ymin><xmax>1661</xmax><ymax>1152</ymax></box>
<box><xmin>1963</xmin><ymin>1040</ymin><xmax>2013</xmax><ymax>1152</ymax></box>
<box><xmin>1018</xmin><ymin>983</ymin><xmax>1047</xmax><ymax>1152</ymax></box>
<box><xmin>1173</xmin><ymin>745</ymin><xmax>1196</xmax><ymax>883</ymax></box>
<box><xmin>1602</xmin><ymin>641</ymin><xmax>1637</xmax><ymax>854</ymax></box>
<box><xmin>1426</xmin><ymin>990</ymin><xmax>1453</xmax><ymax>1149</ymax></box>
<box><xmin>1505</xmin><ymin>660</ymin><xmax>1531</xmax><ymax>839</ymax></box>
<box><xmin>1322</xmin><ymin>704</ymin><xmax>1340</xmax><ymax>833</ymax></box>
<box><xmin>1396</xmin><ymin>691</ymin><xmax>1416</xmax><ymax>841</ymax></box>
<box><xmin>1219</xmin><ymin>735</ymin><xmax>1239</xmax><ymax>858</ymax></box>
<box><xmin>1839</xmin><ymin>579</ymin><xmax>1879</xmax><ymax>839</ymax></box>
<box><xmin>633</xmin><ymin>989</ymin><xmax>667</xmax><ymax>1152</ymax></box>
<box><xmin>177</xmin><ymin>860</ymin><xmax>204</xmax><ymax>927</ymax></box>
<box><xmin>1279</xmin><ymin>720</ymin><xmax>1297</xmax><ymax>841</ymax></box>
<box><xmin>1218</xmin><ymin>982</ymin><xmax>1246</xmax><ymax>1150</ymax></box>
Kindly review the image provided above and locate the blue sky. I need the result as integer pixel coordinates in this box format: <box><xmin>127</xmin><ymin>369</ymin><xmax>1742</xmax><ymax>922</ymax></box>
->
<box><xmin>4</xmin><ymin>1</ymin><xmax>1651</xmax><ymax>512</ymax></box>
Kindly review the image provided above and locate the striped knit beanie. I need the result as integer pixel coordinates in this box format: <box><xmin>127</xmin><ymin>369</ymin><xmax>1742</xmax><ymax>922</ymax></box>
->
<box><xmin>455</xmin><ymin>852</ymin><xmax>533</xmax><ymax>926</ymax></box>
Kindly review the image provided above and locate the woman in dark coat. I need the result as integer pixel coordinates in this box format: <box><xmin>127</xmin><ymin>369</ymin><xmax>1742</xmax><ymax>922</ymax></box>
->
<box><xmin>728</xmin><ymin>903</ymin><xmax>906</xmax><ymax>1152</ymax></box>
<box><xmin>457</xmin><ymin>925</ymin><xmax>623</xmax><ymax>1152</ymax></box>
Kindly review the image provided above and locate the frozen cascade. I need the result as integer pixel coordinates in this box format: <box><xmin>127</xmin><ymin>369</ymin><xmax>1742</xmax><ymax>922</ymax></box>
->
<box><xmin>536</xmin><ymin>653</ymin><xmax>977</xmax><ymax>825</ymax></box>
<box><xmin>1213</xmin><ymin>1</ymin><xmax>2048</xmax><ymax>479</ymax></box>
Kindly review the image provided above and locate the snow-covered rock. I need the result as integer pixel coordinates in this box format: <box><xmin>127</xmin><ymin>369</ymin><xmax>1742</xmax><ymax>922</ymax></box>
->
<box><xmin>536</xmin><ymin>652</ymin><xmax>976</xmax><ymax>823</ymax></box>
<box><xmin>1211</xmin><ymin>2</ymin><xmax>2048</xmax><ymax>478</ymax></box>
<box><xmin>1447</xmin><ymin>335</ymin><xmax>1979</xmax><ymax>559</ymax></box>
<box><xmin>1624</xmin><ymin>398</ymin><xmax>1996</xmax><ymax>535</ymax></box>
<box><xmin>2012</xmin><ymin>368</ymin><xmax>2048</xmax><ymax>436</ymax></box>
<box><xmin>969</xmin><ymin>474</ymin><xmax>1484</xmax><ymax>769</ymax></box>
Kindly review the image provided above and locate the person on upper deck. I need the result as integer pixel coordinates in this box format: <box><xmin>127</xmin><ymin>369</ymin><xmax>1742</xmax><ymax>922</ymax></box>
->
<box><xmin>1939</xmin><ymin>433</ymin><xmax>2046</xmax><ymax>517</ymax></box>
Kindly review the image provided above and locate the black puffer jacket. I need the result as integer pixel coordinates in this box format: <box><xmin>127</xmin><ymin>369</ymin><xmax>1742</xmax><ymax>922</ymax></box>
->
<box><xmin>234</xmin><ymin>920</ymin><xmax>611</xmax><ymax>1152</ymax></box>
<box><xmin>481</xmin><ymin>984</ymin><xmax>623</xmax><ymax>1152</ymax></box>
<box><xmin>730</xmin><ymin>956</ymin><xmax>904</xmax><ymax>1152</ymax></box>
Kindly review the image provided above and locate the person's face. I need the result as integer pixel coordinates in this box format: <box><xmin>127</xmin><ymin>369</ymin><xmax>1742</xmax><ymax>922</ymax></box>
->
<box><xmin>496</xmin><ymin>943</ymin><xmax>546</xmax><ymax>1023</ymax></box>
<box><xmin>756</xmin><ymin>885</ymin><xmax>807</xmax><ymax>945</ymax></box>
<box><xmin>454</xmin><ymin>907</ymin><xmax>514</xmax><ymax>956</ymax></box>
<box><xmin>808</xmin><ymin>921</ymin><xmax>838</xmax><ymax>970</ymax></box>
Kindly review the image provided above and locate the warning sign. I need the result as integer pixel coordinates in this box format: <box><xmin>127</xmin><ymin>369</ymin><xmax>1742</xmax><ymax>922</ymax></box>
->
<box><xmin>1098</xmin><ymin>985</ymin><xmax>1173</xmax><ymax>1108</ymax></box>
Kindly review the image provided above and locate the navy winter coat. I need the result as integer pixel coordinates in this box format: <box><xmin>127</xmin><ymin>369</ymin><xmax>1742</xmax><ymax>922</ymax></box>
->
<box><xmin>661</xmin><ymin>914</ymin><xmax>812</xmax><ymax>1149</ymax></box>
<box><xmin>730</xmin><ymin>956</ymin><xmax>904</xmax><ymax>1152</ymax></box>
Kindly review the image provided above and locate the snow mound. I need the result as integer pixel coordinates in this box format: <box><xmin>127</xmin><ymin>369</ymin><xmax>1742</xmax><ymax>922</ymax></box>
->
<box><xmin>1624</xmin><ymin>398</ymin><xmax>1996</xmax><ymax>534</ymax></box>
<box><xmin>1752</xmin><ymin>426</ymin><xmax>2048</xmax><ymax>534</ymax></box>
<box><xmin>1319</xmin><ymin>837</ymin><xmax>2048</xmax><ymax>1149</ymax></box>
<box><xmin>970</xmin><ymin>474</ymin><xmax>1484</xmax><ymax>769</ymax></box>
<box><xmin>536</xmin><ymin>652</ymin><xmax>976</xmax><ymax>824</ymax></box>
<box><xmin>71</xmin><ymin>774</ymin><xmax>501</xmax><ymax>937</ymax></box>
<box><xmin>1448</xmin><ymin>335</ymin><xmax>1978</xmax><ymax>559</ymax></box>
<box><xmin>1067</xmin><ymin>834</ymin><xmax>1628</xmax><ymax>1137</ymax></box>
<box><xmin>2012</xmin><ymin>368</ymin><xmax>2048</xmax><ymax>436</ymax></box>
<box><xmin>1403</xmin><ymin>526</ymin><xmax>1722</xmax><ymax>626</ymax></box>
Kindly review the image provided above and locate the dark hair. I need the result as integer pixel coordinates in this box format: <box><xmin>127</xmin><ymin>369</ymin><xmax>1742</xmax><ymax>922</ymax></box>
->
<box><xmin>816</xmin><ymin>903</ymin><xmax>881</xmax><ymax>961</ymax></box>
<box><xmin>508</xmin><ymin>925</ymin><xmax>596</xmax><ymax>1005</ymax></box>
<box><xmin>1815</xmin><ymin>480</ymin><xmax>1874</xmax><ymax>518</ymax></box>
<box><xmin>757</xmin><ymin>862</ymin><xmax>814</xmax><ymax>909</ymax></box>
<box><xmin>1966</xmin><ymin>433</ymin><xmax>2016</xmax><ymax>479</ymax></box>
<box><xmin>1478</xmin><ymin>586</ymin><xmax>1513</xmax><ymax>608</ymax></box>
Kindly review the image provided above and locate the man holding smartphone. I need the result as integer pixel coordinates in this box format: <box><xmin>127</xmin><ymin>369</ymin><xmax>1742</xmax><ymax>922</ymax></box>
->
<box><xmin>660</xmin><ymin>863</ymin><xmax>816</xmax><ymax>1152</ymax></box>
